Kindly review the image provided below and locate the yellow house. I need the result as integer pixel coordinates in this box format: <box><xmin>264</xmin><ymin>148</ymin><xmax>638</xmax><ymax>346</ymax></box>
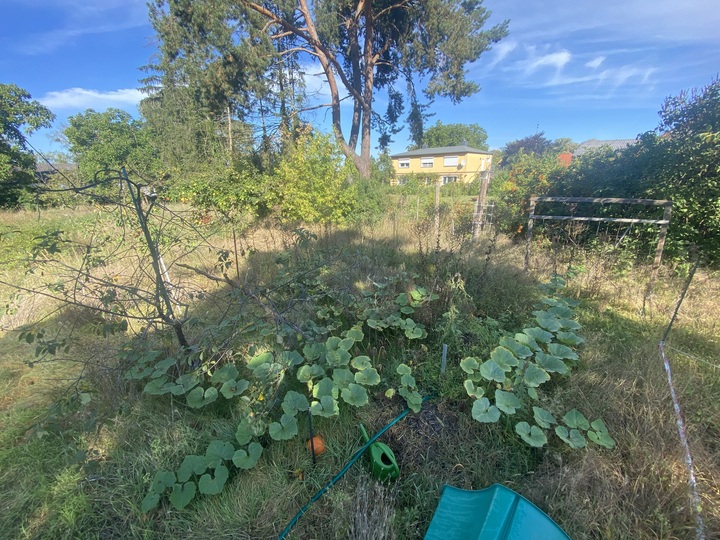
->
<box><xmin>390</xmin><ymin>145</ymin><xmax>493</xmax><ymax>185</ymax></box>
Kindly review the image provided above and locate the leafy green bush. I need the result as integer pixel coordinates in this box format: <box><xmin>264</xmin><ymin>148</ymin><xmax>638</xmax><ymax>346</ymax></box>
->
<box><xmin>489</xmin><ymin>151</ymin><xmax>565</xmax><ymax>236</ymax></box>
<box><xmin>459</xmin><ymin>276</ymin><xmax>615</xmax><ymax>449</ymax></box>
<box><xmin>269</xmin><ymin>132</ymin><xmax>358</xmax><ymax>225</ymax></box>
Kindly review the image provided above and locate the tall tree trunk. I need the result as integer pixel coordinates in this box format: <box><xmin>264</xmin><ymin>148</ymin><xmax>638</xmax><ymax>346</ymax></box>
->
<box><xmin>226</xmin><ymin>103</ymin><xmax>233</xmax><ymax>157</ymax></box>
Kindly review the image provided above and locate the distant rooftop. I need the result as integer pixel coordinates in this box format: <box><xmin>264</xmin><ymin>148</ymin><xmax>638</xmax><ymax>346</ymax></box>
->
<box><xmin>573</xmin><ymin>139</ymin><xmax>638</xmax><ymax>157</ymax></box>
<box><xmin>35</xmin><ymin>162</ymin><xmax>78</xmax><ymax>173</ymax></box>
<box><xmin>391</xmin><ymin>145</ymin><xmax>492</xmax><ymax>158</ymax></box>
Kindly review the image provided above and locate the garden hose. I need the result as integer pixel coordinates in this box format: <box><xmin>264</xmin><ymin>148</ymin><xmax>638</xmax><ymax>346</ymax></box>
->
<box><xmin>278</xmin><ymin>395</ymin><xmax>434</xmax><ymax>539</ymax></box>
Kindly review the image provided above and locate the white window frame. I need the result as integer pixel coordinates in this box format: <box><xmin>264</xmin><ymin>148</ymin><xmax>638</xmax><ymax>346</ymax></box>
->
<box><xmin>443</xmin><ymin>156</ymin><xmax>459</xmax><ymax>167</ymax></box>
<box><xmin>398</xmin><ymin>158</ymin><xmax>410</xmax><ymax>169</ymax></box>
<box><xmin>420</xmin><ymin>157</ymin><xmax>434</xmax><ymax>168</ymax></box>
<box><xmin>442</xmin><ymin>176</ymin><xmax>458</xmax><ymax>185</ymax></box>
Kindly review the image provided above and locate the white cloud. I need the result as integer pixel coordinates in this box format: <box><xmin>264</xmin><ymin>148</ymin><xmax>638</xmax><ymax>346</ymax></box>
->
<box><xmin>489</xmin><ymin>0</ymin><xmax>720</xmax><ymax>45</ymax></box>
<box><xmin>544</xmin><ymin>65</ymin><xmax>655</xmax><ymax>89</ymax></box>
<box><xmin>523</xmin><ymin>49</ymin><xmax>572</xmax><ymax>74</ymax></box>
<box><xmin>585</xmin><ymin>56</ymin><xmax>606</xmax><ymax>69</ymax></box>
<box><xmin>488</xmin><ymin>40</ymin><xmax>518</xmax><ymax>68</ymax></box>
<box><xmin>39</xmin><ymin>88</ymin><xmax>143</xmax><ymax>110</ymax></box>
<box><xmin>16</xmin><ymin>0</ymin><xmax>149</xmax><ymax>54</ymax></box>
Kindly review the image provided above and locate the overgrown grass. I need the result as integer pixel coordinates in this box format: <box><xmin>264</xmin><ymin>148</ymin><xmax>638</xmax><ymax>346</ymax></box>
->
<box><xmin>1</xmin><ymin>205</ymin><xmax>718</xmax><ymax>539</ymax></box>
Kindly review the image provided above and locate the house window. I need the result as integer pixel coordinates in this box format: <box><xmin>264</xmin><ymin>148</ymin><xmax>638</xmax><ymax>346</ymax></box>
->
<box><xmin>421</xmin><ymin>157</ymin><xmax>434</xmax><ymax>168</ymax></box>
<box><xmin>442</xmin><ymin>176</ymin><xmax>458</xmax><ymax>185</ymax></box>
<box><xmin>443</xmin><ymin>156</ymin><xmax>458</xmax><ymax>167</ymax></box>
<box><xmin>398</xmin><ymin>158</ymin><xmax>410</xmax><ymax>169</ymax></box>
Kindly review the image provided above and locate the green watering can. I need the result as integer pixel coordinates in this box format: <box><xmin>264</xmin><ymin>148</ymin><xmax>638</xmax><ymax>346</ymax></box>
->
<box><xmin>359</xmin><ymin>423</ymin><xmax>400</xmax><ymax>482</ymax></box>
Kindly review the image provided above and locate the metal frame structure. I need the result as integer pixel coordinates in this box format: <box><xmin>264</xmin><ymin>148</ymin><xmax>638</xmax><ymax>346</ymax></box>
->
<box><xmin>524</xmin><ymin>196</ymin><xmax>673</xmax><ymax>282</ymax></box>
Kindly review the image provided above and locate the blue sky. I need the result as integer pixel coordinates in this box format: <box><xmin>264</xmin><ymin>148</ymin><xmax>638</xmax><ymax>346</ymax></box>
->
<box><xmin>2</xmin><ymin>0</ymin><xmax>719</xmax><ymax>157</ymax></box>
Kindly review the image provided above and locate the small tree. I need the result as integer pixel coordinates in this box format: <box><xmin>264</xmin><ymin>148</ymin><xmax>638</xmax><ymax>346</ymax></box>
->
<box><xmin>415</xmin><ymin>121</ymin><xmax>489</xmax><ymax>150</ymax></box>
<box><xmin>64</xmin><ymin>109</ymin><xmax>159</xmax><ymax>183</ymax></box>
<box><xmin>501</xmin><ymin>132</ymin><xmax>554</xmax><ymax>166</ymax></box>
<box><xmin>490</xmin><ymin>151</ymin><xmax>565</xmax><ymax>236</ymax></box>
<box><xmin>149</xmin><ymin>0</ymin><xmax>509</xmax><ymax>179</ymax></box>
<box><xmin>270</xmin><ymin>131</ymin><xmax>358</xmax><ymax>225</ymax></box>
<box><xmin>0</xmin><ymin>83</ymin><xmax>55</xmax><ymax>207</ymax></box>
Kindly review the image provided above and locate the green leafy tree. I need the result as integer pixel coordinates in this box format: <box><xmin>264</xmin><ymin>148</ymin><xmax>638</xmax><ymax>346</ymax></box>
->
<box><xmin>139</xmin><ymin>85</ymin><xmax>231</xmax><ymax>172</ymax></box>
<box><xmin>648</xmin><ymin>79</ymin><xmax>720</xmax><ymax>259</ymax></box>
<box><xmin>415</xmin><ymin>121</ymin><xmax>489</xmax><ymax>150</ymax></box>
<box><xmin>173</xmin><ymin>161</ymin><xmax>270</xmax><ymax>220</ymax></box>
<box><xmin>146</xmin><ymin>1</ymin><xmax>305</xmax><ymax>167</ymax></box>
<box><xmin>0</xmin><ymin>83</ymin><xmax>55</xmax><ymax>207</ymax></box>
<box><xmin>501</xmin><ymin>132</ymin><xmax>554</xmax><ymax>166</ymax></box>
<box><xmin>490</xmin><ymin>151</ymin><xmax>565</xmax><ymax>236</ymax></box>
<box><xmin>554</xmin><ymin>79</ymin><xmax>720</xmax><ymax>261</ymax></box>
<box><xmin>64</xmin><ymin>109</ymin><xmax>158</xmax><ymax>181</ymax></box>
<box><xmin>149</xmin><ymin>0</ymin><xmax>508</xmax><ymax>179</ymax></box>
<box><xmin>269</xmin><ymin>131</ymin><xmax>357</xmax><ymax>224</ymax></box>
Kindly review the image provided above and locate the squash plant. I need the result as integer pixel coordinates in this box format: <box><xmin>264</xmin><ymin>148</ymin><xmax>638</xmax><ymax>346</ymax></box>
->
<box><xmin>461</xmin><ymin>276</ymin><xmax>615</xmax><ymax>450</ymax></box>
<box><xmin>131</xmin><ymin>287</ymin><xmax>434</xmax><ymax>511</ymax></box>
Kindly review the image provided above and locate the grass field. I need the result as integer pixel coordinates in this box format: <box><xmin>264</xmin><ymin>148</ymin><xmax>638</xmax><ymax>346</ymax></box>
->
<box><xmin>0</xmin><ymin>204</ymin><xmax>718</xmax><ymax>539</ymax></box>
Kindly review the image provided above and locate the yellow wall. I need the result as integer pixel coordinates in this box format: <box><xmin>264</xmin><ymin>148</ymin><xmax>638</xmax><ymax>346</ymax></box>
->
<box><xmin>391</xmin><ymin>151</ymin><xmax>492</xmax><ymax>185</ymax></box>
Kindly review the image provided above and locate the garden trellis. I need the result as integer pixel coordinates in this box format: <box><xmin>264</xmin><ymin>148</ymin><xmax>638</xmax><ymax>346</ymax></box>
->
<box><xmin>524</xmin><ymin>196</ymin><xmax>672</xmax><ymax>283</ymax></box>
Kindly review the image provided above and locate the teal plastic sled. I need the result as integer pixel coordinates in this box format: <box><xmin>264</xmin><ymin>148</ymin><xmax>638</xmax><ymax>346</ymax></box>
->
<box><xmin>424</xmin><ymin>484</ymin><xmax>570</xmax><ymax>540</ymax></box>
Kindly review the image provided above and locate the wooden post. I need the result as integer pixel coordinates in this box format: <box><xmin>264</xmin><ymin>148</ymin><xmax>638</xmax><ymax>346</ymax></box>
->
<box><xmin>651</xmin><ymin>204</ymin><xmax>673</xmax><ymax>284</ymax></box>
<box><xmin>472</xmin><ymin>171</ymin><xmax>491</xmax><ymax>239</ymax></box>
<box><xmin>524</xmin><ymin>198</ymin><xmax>538</xmax><ymax>271</ymax></box>
<box><xmin>435</xmin><ymin>181</ymin><xmax>441</xmax><ymax>248</ymax></box>
<box><xmin>227</xmin><ymin>103</ymin><xmax>233</xmax><ymax>157</ymax></box>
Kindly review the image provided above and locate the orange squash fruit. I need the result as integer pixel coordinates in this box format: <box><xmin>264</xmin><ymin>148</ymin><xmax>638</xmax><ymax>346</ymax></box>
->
<box><xmin>307</xmin><ymin>435</ymin><xmax>326</xmax><ymax>456</ymax></box>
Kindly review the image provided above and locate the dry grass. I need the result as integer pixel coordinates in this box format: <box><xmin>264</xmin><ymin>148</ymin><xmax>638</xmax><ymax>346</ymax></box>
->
<box><xmin>1</xmin><ymin>205</ymin><xmax>719</xmax><ymax>539</ymax></box>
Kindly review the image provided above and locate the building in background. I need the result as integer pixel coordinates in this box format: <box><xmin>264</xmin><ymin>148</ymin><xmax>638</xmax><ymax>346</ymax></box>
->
<box><xmin>559</xmin><ymin>139</ymin><xmax>639</xmax><ymax>166</ymax></box>
<box><xmin>390</xmin><ymin>145</ymin><xmax>493</xmax><ymax>185</ymax></box>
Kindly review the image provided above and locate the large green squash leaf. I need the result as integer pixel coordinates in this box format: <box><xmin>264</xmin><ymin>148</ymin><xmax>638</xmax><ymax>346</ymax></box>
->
<box><xmin>533</xmin><ymin>406</ymin><xmax>557</xmax><ymax>429</ymax></box>
<box><xmin>534</xmin><ymin>352</ymin><xmax>569</xmax><ymax>375</ymax></box>
<box><xmin>220</xmin><ymin>378</ymin><xmax>249</xmax><ymax>399</ymax></box>
<box><xmin>282</xmin><ymin>390</ymin><xmax>310</xmax><ymax>416</ymax></box>
<box><xmin>495</xmin><ymin>389</ymin><xmax>522</xmax><ymax>415</ymax></box>
<box><xmin>169</xmin><ymin>481</ymin><xmax>197</xmax><ymax>510</ymax></box>
<box><xmin>141</xmin><ymin>491</ymin><xmax>160</xmax><ymax>512</ymax></box>
<box><xmin>499</xmin><ymin>337</ymin><xmax>532</xmax><ymax>359</ymax></box>
<box><xmin>460</xmin><ymin>357</ymin><xmax>480</xmax><ymax>374</ymax></box>
<box><xmin>309</xmin><ymin>395</ymin><xmax>339</xmax><ymax>417</ymax></box>
<box><xmin>205</xmin><ymin>440</ymin><xmax>234</xmax><ymax>468</ymax></box>
<box><xmin>354</xmin><ymin>367</ymin><xmax>380</xmax><ymax>386</ymax></box>
<box><xmin>588</xmin><ymin>419</ymin><xmax>616</xmax><ymax>449</ymax></box>
<box><xmin>297</xmin><ymin>364</ymin><xmax>324</xmax><ymax>383</ymax></box>
<box><xmin>555</xmin><ymin>426</ymin><xmax>587</xmax><ymax>448</ymax></box>
<box><xmin>523</xmin><ymin>327</ymin><xmax>554</xmax><ymax>344</ymax></box>
<box><xmin>556</xmin><ymin>331</ymin><xmax>585</xmax><ymax>346</ymax></box>
<box><xmin>177</xmin><ymin>455</ymin><xmax>207</xmax><ymax>482</ymax></box>
<box><xmin>150</xmin><ymin>470</ymin><xmax>176</xmax><ymax>494</ymax></box>
<box><xmin>198</xmin><ymin>465</ymin><xmax>229</xmax><ymax>495</ymax></box>
<box><xmin>463</xmin><ymin>380</ymin><xmax>485</xmax><ymax>399</ymax></box>
<box><xmin>563</xmin><ymin>408</ymin><xmax>590</xmax><ymax>430</ymax></box>
<box><xmin>268</xmin><ymin>413</ymin><xmax>298</xmax><ymax>440</ymax></box>
<box><xmin>535</xmin><ymin>312</ymin><xmax>562</xmax><ymax>332</ymax></box>
<box><xmin>515</xmin><ymin>422</ymin><xmax>547</xmax><ymax>447</ymax></box>
<box><xmin>186</xmin><ymin>386</ymin><xmax>218</xmax><ymax>409</ymax></box>
<box><xmin>523</xmin><ymin>364</ymin><xmax>550</xmax><ymax>387</ymax></box>
<box><xmin>232</xmin><ymin>442</ymin><xmax>263</xmax><ymax>469</ymax></box>
<box><xmin>211</xmin><ymin>364</ymin><xmax>238</xmax><ymax>383</ymax></box>
<box><xmin>547</xmin><ymin>343</ymin><xmax>579</xmax><ymax>361</ymax></box>
<box><xmin>479</xmin><ymin>360</ymin><xmax>506</xmax><ymax>383</ymax></box>
<box><xmin>341</xmin><ymin>383</ymin><xmax>369</xmax><ymax>407</ymax></box>
<box><xmin>351</xmin><ymin>355</ymin><xmax>372</xmax><ymax>370</ymax></box>
<box><xmin>472</xmin><ymin>397</ymin><xmax>501</xmax><ymax>423</ymax></box>
<box><xmin>490</xmin><ymin>346</ymin><xmax>519</xmax><ymax>369</ymax></box>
